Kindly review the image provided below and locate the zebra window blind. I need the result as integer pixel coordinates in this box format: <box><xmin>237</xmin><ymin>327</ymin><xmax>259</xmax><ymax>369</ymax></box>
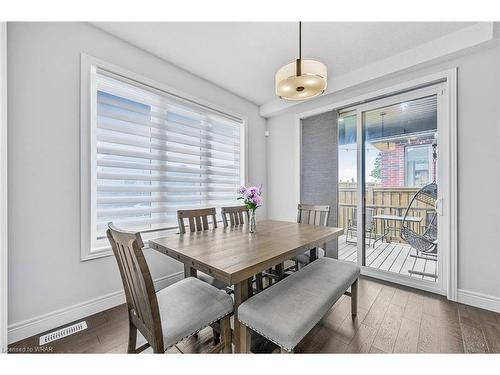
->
<box><xmin>90</xmin><ymin>69</ymin><xmax>243</xmax><ymax>252</ymax></box>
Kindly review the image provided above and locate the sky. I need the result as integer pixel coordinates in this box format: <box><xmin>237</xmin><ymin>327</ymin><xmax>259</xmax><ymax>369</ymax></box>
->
<box><xmin>338</xmin><ymin>142</ymin><xmax>380</xmax><ymax>183</ymax></box>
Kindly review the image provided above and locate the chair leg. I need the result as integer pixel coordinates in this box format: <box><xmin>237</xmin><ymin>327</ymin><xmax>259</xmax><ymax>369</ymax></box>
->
<box><xmin>255</xmin><ymin>272</ymin><xmax>263</xmax><ymax>292</ymax></box>
<box><xmin>275</xmin><ymin>263</ymin><xmax>284</xmax><ymax>280</ymax></box>
<box><xmin>266</xmin><ymin>268</ymin><xmax>274</xmax><ymax>286</ymax></box>
<box><xmin>351</xmin><ymin>279</ymin><xmax>358</xmax><ymax>316</ymax></box>
<box><xmin>127</xmin><ymin>321</ymin><xmax>137</xmax><ymax>354</ymax></box>
<box><xmin>221</xmin><ymin>315</ymin><xmax>232</xmax><ymax>353</ymax></box>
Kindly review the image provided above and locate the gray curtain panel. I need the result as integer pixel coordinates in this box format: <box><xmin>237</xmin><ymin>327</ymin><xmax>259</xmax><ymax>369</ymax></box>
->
<box><xmin>301</xmin><ymin>110</ymin><xmax>339</xmax><ymax>258</ymax></box>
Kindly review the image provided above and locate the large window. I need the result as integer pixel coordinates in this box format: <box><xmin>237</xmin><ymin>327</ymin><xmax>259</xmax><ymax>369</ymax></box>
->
<box><xmin>81</xmin><ymin>57</ymin><xmax>245</xmax><ymax>259</ymax></box>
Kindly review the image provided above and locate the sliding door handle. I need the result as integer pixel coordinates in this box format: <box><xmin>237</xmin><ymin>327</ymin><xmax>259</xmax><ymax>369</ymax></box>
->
<box><xmin>434</xmin><ymin>197</ymin><xmax>443</xmax><ymax>216</ymax></box>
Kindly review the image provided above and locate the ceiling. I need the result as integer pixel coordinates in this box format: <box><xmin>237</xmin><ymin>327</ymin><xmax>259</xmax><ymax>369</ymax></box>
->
<box><xmin>93</xmin><ymin>22</ymin><xmax>475</xmax><ymax>106</ymax></box>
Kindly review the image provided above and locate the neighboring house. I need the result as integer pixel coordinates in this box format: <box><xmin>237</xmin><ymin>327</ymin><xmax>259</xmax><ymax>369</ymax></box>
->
<box><xmin>371</xmin><ymin>133</ymin><xmax>436</xmax><ymax>188</ymax></box>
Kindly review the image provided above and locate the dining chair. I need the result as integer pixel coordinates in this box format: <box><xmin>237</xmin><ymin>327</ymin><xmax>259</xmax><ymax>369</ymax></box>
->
<box><xmin>106</xmin><ymin>223</ymin><xmax>233</xmax><ymax>353</ymax></box>
<box><xmin>221</xmin><ymin>206</ymin><xmax>263</xmax><ymax>292</ymax></box>
<box><xmin>177</xmin><ymin>207</ymin><xmax>230</xmax><ymax>343</ymax></box>
<box><xmin>177</xmin><ymin>208</ymin><xmax>230</xmax><ymax>289</ymax></box>
<box><xmin>294</xmin><ymin>204</ymin><xmax>331</xmax><ymax>266</ymax></box>
<box><xmin>177</xmin><ymin>207</ymin><xmax>218</xmax><ymax>233</ymax></box>
<box><xmin>221</xmin><ymin>205</ymin><xmax>249</xmax><ymax>227</ymax></box>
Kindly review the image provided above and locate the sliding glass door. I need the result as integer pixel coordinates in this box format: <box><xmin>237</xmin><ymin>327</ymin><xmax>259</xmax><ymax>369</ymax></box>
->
<box><xmin>337</xmin><ymin>85</ymin><xmax>444</xmax><ymax>292</ymax></box>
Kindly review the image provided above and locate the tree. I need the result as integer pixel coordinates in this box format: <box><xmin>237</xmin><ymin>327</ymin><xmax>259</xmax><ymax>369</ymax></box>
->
<box><xmin>370</xmin><ymin>154</ymin><xmax>382</xmax><ymax>181</ymax></box>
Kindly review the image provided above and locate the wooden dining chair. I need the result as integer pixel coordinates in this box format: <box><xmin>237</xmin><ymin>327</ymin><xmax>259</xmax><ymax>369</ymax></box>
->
<box><xmin>294</xmin><ymin>204</ymin><xmax>331</xmax><ymax>266</ymax></box>
<box><xmin>106</xmin><ymin>223</ymin><xmax>233</xmax><ymax>353</ymax></box>
<box><xmin>177</xmin><ymin>208</ymin><xmax>230</xmax><ymax>343</ymax></box>
<box><xmin>221</xmin><ymin>206</ymin><xmax>264</xmax><ymax>293</ymax></box>
<box><xmin>221</xmin><ymin>205</ymin><xmax>249</xmax><ymax>227</ymax></box>
<box><xmin>177</xmin><ymin>207</ymin><xmax>218</xmax><ymax>234</ymax></box>
<box><xmin>177</xmin><ymin>208</ymin><xmax>227</xmax><ymax>289</ymax></box>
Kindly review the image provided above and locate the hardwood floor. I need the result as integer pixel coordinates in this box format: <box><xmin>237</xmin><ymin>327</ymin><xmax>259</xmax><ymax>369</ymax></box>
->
<box><xmin>8</xmin><ymin>276</ymin><xmax>500</xmax><ymax>354</ymax></box>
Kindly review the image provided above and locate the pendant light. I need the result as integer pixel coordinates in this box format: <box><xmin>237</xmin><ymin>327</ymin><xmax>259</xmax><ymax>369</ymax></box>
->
<box><xmin>275</xmin><ymin>22</ymin><xmax>328</xmax><ymax>101</ymax></box>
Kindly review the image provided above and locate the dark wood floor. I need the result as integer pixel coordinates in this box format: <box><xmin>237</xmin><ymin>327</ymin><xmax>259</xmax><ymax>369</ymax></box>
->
<box><xmin>9</xmin><ymin>276</ymin><xmax>500</xmax><ymax>354</ymax></box>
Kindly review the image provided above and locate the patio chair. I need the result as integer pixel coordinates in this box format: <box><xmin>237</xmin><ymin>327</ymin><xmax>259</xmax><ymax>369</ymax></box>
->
<box><xmin>400</xmin><ymin>182</ymin><xmax>438</xmax><ymax>279</ymax></box>
<box><xmin>346</xmin><ymin>207</ymin><xmax>376</xmax><ymax>246</ymax></box>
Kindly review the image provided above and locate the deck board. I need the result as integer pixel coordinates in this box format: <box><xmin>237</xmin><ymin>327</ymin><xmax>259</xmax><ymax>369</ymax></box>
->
<box><xmin>337</xmin><ymin>235</ymin><xmax>437</xmax><ymax>281</ymax></box>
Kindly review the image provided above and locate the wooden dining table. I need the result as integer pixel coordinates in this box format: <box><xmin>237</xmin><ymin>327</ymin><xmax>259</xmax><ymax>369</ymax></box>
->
<box><xmin>149</xmin><ymin>219</ymin><xmax>343</xmax><ymax>353</ymax></box>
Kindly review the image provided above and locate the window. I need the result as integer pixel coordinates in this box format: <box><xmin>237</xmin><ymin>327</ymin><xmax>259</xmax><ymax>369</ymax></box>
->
<box><xmin>405</xmin><ymin>144</ymin><xmax>432</xmax><ymax>187</ymax></box>
<box><xmin>81</xmin><ymin>56</ymin><xmax>245</xmax><ymax>260</ymax></box>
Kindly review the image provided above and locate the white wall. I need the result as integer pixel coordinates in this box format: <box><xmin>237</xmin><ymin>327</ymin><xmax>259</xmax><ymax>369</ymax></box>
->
<box><xmin>267</xmin><ymin>41</ymin><xmax>500</xmax><ymax>308</ymax></box>
<box><xmin>7</xmin><ymin>22</ymin><xmax>267</xmax><ymax>342</ymax></box>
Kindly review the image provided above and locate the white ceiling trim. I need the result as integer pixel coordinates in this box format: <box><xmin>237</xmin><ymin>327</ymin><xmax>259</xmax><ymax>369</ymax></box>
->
<box><xmin>260</xmin><ymin>22</ymin><xmax>495</xmax><ymax>118</ymax></box>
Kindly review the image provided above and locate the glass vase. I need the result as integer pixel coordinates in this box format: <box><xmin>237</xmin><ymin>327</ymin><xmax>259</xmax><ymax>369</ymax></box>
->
<box><xmin>249</xmin><ymin>209</ymin><xmax>257</xmax><ymax>233</ymax></box>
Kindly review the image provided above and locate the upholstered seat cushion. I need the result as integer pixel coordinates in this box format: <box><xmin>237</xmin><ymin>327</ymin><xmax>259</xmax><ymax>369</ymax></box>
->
<box><xmin>294</xmin><ymin>247</ymin><xmax>325</xmax><ymax>265</ymax></box>
<box><xmin>156</xmin><ymin>277</ymin><xmax>233</xmax><ymax>348</ymax></box>
<box><xmin>237</xmin><ymin>258</ymin><xmax>360</xmax><ymax>351</ymax></box>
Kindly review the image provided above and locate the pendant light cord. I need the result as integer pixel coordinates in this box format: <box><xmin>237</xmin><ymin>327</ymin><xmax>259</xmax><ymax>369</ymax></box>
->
<box><xmin>296</xmin><ymin>21</ymin><xmax>302</xmax><ymax>76</ymax></box>
<box><xmin>298</xmin><ymin>21</ymin><xmax>302</xmax><ymax>60</ymax></box>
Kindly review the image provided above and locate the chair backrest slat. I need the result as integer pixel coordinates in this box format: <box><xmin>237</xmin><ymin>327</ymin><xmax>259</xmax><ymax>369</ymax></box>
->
<box><xmin>195</xmin><ymin>215</ymin><xmax>202</xmax><ymax>231</ymax></box>
<box><xmin>221</xmin><ymin>206</ymin><xmax>249</xmax><ymax>227</ymax></box>
<box><xmin>106</xmin><ymin>223</ymin><xmax>163</xmax><ymax>351</ymax></box>
<box><xmin>177</xmin><ymin>208</ymin><xmax>218</xmax><ymax>234</ymax></box>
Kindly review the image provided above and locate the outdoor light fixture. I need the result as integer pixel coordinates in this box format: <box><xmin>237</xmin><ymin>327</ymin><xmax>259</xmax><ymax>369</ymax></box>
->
<box><xmin>275</xmin><ymin>22</ymin><xmax>328</xmax><ymax>101</ymax></box>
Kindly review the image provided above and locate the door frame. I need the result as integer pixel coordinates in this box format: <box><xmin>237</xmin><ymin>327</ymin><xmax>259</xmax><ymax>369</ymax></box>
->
<box><xmin>295</xmin><ymin>68</ymin><xmax>457</xmax><ymax>300</ymax></box>
<box><xmin>0</xmin><ymin>21</ymin><xmax>8</xmax><ymax>352</ymax></box>
<box><xmin>353</xmin><ymin>84</ymin><xmax>448</xmax><ymax>296</ymax></box>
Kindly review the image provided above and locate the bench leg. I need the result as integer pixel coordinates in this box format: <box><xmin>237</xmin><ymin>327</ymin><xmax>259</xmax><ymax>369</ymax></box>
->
<box><xmin>280</xmin><ymin>347</ymin><xmax>294</xmax><ymax>354</ymax></box>
<box><xmin>239</xmin><ymin>324</ymin><xmax>251</xmax><ymax>353</ymax></box>
<box><xmin>351</xmin><ymin>279</ymin><xmax>358</xmax><ymax>316</ymax></box>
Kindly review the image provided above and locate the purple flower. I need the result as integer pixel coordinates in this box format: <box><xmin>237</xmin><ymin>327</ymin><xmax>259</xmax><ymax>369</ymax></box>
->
<box><xmin>237</xmin><ymin>184</ymin><xmax>263</xmax><ymax>209</ymax></box>
<box><xmin>248</xmin><ymin>186</ymin><xmax>258</xmax><ymax>194</ymax></box>
<box><xmin>251</xmin><ymin>195</ymin><xmax>263</xmax><ymax>206</ymax></box>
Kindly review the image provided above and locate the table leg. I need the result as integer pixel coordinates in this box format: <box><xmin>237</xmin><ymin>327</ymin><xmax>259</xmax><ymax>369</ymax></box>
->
<box><xmin>233</xmin><ymin>278</ymin><xmax>251</xmax><ymax>353</ymax></box>
<box><xmin>184</xmin><ymin>264</ymin><xmax>197</xmax><ymax>278</ymax></box>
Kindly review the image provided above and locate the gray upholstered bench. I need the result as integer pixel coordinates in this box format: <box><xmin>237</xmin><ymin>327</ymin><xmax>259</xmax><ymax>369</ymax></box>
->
<box><xmin>237</xmin><ymin>257</ymin><xmax>360</xmax><ymax>353</ymax></box>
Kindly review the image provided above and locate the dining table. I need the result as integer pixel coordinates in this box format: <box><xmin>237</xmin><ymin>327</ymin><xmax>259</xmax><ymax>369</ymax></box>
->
<box><xmin>149</xmin><ymin>219</ymin><xmax>343</xmax><ymax>353</ymax></box>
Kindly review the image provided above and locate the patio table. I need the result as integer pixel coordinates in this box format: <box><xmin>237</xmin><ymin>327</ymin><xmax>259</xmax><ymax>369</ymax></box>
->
<box><xmin>372</xmin><ymin>214</ymin><xmax>422</xmax><ymax>247</ymax></box>
<box><xmin>149</xmin><ymin>219</ymin><xmax>343</xmax><ymax>353</ymax></box>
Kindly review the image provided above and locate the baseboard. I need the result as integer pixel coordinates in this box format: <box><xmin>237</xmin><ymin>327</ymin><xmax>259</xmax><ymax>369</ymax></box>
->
<box><xmin>457</xmin><ymin>289</ymin><xmax>500</xmax><ymax>313</ymax></box>
<box><xmin>7</xmin><ymin>271</ymin><xmax>184</xmax><ymax>345</ymax></box>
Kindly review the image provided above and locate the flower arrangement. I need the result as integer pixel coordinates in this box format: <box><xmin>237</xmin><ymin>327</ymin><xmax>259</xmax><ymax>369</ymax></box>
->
<box><xmin>237</xmin><ymin>185</ymin><xmax>263</xmax><ymax>210</ymax></box>
<box><xmin>237</xmin><ymin>185</ymin><xmax>263</xmax><ymax>233</ymax></box>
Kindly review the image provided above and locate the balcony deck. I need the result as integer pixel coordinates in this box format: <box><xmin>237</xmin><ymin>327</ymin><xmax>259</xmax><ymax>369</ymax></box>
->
<box><xmin>337</xmin><ymin>234</ymin><xmax>437</xmax><ymax>281</ymax></box>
